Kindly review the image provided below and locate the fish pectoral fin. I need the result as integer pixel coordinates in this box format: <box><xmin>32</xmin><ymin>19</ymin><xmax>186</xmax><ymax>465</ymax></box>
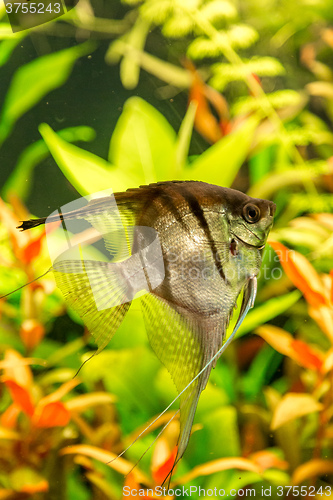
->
<box><xmin>234</xmin><ymin>276</ymin><xmax>257</xmax><ymax>334</ymax></box>
<box><xmin>53</xmin><ymin>259</ymin><xmax>130</xmax><ymax>353</ymax></box>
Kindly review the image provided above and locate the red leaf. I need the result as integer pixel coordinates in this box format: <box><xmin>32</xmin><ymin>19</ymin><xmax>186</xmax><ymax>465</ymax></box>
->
<box><xmin>34</xmin><ymin>401</ymin><xmax>70</xmax><ymax>428</ymax></box>
<box><xmin>4</xmin><ymin>380</ymin><xmax>34</xmax><ymax>417</ymax></box>
<box><xmin>152</xmin><ymin>445</ymin><xmax>178</xmax><ymax>486</ymax></box>
<box><xmin>21</xmin><ymin>235</ymin><xmax>43</xmax><ymax>264</ymax></box>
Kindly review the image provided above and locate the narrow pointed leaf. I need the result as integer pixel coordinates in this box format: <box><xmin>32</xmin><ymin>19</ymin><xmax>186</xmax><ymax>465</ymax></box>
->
<box><xmin>0</xmin><ymin>43</ymin><xmax>93</xmax><ymax>144</ymax></box>
<box><xmin>175</xmin><ymin>101</ymin><xmax>197</xmax><ymax>172</ymax></box>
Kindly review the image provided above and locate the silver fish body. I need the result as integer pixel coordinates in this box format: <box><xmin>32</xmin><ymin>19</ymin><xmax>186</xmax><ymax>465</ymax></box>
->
<box><xmin>18</xmin><ymin>180</ymin><xmax>276</xmax><ymax>472</ymax></box>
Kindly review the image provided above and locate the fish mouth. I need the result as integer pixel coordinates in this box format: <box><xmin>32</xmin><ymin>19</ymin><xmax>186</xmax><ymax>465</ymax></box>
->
<box><xmin>232</xmin><ymin>233</ymin><xmax>265</xmax><ymax>250</ymax></box>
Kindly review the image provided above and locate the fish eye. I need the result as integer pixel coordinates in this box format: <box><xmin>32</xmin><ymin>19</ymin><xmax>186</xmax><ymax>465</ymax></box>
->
<box><xmin>243</xmin><ymin>204</ymin><xmax>260</xmax><ymax>223</ymax></box>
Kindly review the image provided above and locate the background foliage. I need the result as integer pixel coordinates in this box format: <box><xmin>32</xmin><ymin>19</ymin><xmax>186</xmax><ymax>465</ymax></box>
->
<box><xmin>0</xmin><ymin>0</ymin><xmax>333</xmax><ymax>498</ymax></box>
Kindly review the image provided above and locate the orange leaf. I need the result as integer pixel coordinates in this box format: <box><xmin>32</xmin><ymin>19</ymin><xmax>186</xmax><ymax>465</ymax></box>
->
<box><xmin>20</xmin><ymin>319</ymin><xmax>45</xmax><ymax>351</ymax></box>
<box><xmin>60</xmin><ymin>444</ymin><xmax>149</xmax><ymax>485</ymax></box>
<box><xmin>152</xmin><ymin>445</ymin><xmax>177</xmax><ymax>485</ymax></box>
<box><xmin>65</xmin><ymin>392</ymin><xmax>116</xmax><ymax>412</ymax></box>
<box><xmin>309</xmin><ymin>304</ymin><xmax>333</xmax><ymax>343</ymax></box>
<box><xmin>4</xmin><ymin>380</ymin><xmax>34</xmax><ymax>417</ymax></box>
<box><xmin>271</xmin><ymin>393</ymin><xmax>323</xmax><ymax>430</ymax></box>
<box><xmin>186</xmin><ymin>61</ymin><xmax>226</xmax><ymax>144</ymax></box>
<box><xmin>250</xmin><ymin>450</ymin><xmax>288</xmax><ymax>472</ymax></box>
<box><xmin>190</xmin><ymin>84</ymin><xmax>222</xmax><ymax>143</ymax></box>
<box><xmin>292</xmin><ymin>459</ymin><xmax>333</xmax><ymax>485</ymax></box>
<box><xmin>0</xmin><ymin>404</ymin><xmax>21</xmax><ymax>429</ymax></box>
<box><xmin>330</xmin><ymin>270</ymin><xmax>333</xmax><ymax>304</ymax></box>
<box><xmin>39</xmin><ymin>377</ymin><xmax>81</xmax><ymax>407</ymax></box>
<box><xmin>323</xmin><ymin>347</ymin><xmax>333</xmax><ymax>373</ymax></box>
<box><xmin>0</xmin><ymin>426</ymin><xmax>19</xmax><ymax>440</ymax></box>
<box><xmin>290</xmin><ymin>340</ymin><xmax>323</xmax><ymax>371</ymax></box>
<box><xmin>269</xmin><ymin>241</ymin><xmax>326</xmax><ymax>307</ymax></box>
<box><xmin>123</xmin><ymin>474</ymin><xmax>156</xmax><ymax>499</ymax></box>
<box><xmin>256</xmin><ymin>325</ymin><xmax>324</xmax><ymax>371</ymax></box>
<box><xmin>34</xmin><ymin>402</ymin><xmax>70</xmax><ymax>428</ymax></box>
<box><xmin>2</xmin><ymin>349</ymin><xmax>33</xmax><ymax>389</ymax></box>
<box><xmin>175</xmin><ymin>457</ymin><xmax>261</xmax><ymax>485</ymax></box>
<box><xmin>20</xmin><ymin>479</ymin><xmax>49</xmax><ymax>494</ymax></box>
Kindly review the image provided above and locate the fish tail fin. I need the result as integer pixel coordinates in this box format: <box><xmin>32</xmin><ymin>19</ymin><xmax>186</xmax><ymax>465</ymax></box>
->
<box><xmin>17</xmin><ymin>217</ymin><xmax>48</xmax><ymax>231</ymax></box>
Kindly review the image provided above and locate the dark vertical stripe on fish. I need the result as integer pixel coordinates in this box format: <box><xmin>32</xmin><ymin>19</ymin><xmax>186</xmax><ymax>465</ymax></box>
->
<box><xmin>157</xmin><ymin>190</ymin><xmax>190</xmax><ymax>236</ymax></box>
<box><xmin>181</xmin><ymin>188</ymin><xmax>226</xmax><ymax>282</ymax></box>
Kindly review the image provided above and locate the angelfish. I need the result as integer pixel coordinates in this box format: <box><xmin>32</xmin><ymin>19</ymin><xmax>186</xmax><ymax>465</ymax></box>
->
<box><xmin>15</xmin><ymin>181</ymin><xmax>276</xmax><ymax>472</ymax></box>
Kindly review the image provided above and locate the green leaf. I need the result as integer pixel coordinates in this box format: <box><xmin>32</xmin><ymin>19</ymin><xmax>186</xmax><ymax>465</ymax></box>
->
<box><xmin>0</xmin><ymin>23</ymin><xmax>19</xmax><ymax>39</ymax></box>
<box><xmin>249</xmin><ymin>145</ymin><xmax>275</xmax><ymax>185</ymax></box>
<box><xmin>2</xmin><ymin>126</ymin><xmax>95</xmax><ymax>201</ymax></box>
<box><xmin>119</xmin><ymin>18</ymin><xmax>150</xmax><ymax>89</ymax></box>
<box><xmin>80</xmin><ymin>346</ymin><xmax>161</xmax><ymax>433</ymax></box>
<box><xmin>0</xmin><ymin>42</ymin><xmax>94</xmax><ymax>145</ymax></box>
<box><xmin>201</xmin><ymin>406</ymin><xmax>241</xmax><ymax>457</ymax></box>
<box><xmin>222</xmin><ymin>471</ymin><xmax>262</xmax><ymax>495</ymax></box>
<box><xmin>200</xmin><ymin>0</ymin><xmax>237</xmax><ymax>23</ymax></box>
<box><xmin>10</xmin><ymin>467</ymin><xmax>47</xmax><ymax>492</ymax></box>
<box><xmin>140</xmin><ymin>0</ymin><xmax>173</xmax><ymax>25</ymax></box>
<box><xmin>39</xmin><ymin>123</ymin><xmax>127</xmax><ymax>195</ymax></box>
<box><xmin>263</xmin><ymin>469</ymin><xmax>290</xmax><ymax>486</ymax></box>
<box><xmin>0</xmin><ymin>32</ymin><xmax>26</xmax><ymax>67</ymax></box>
<box><xmin>248</xmin><ymin>161</ymin><xmax>330</xmax><ymax>199</ymax></box>
<box><xmin>236</xmin><ymin>290</ymin><xmax>302</xmax><ymax>337</ymax></box>
<box><xmin>233</xmin><ymin>90</ymin><xmax>302</xmax><ymax>116</ymax></box>
<box><xmin>184</xmin><ymin>115</ymin><xmax>259</xmax><ymax>187</ymax></box>
<box><xmin>162</xmin><ymin>14</ymin><xmax>194</xmax><ymax>37</ymax></box>
<box><xmin>241</xmin><ymin>344</ymin><xmax>283</xmax><ymax>399</ymax></box>
<box><xmin>175</xmin><ymin>101</ymin><xmax>197</xmax><ymax>173</ymax></box>
<box><xmin>188</xmin><ymin>26</ymin><xmax>258</xmax><ymax>59</ymax></box>
<box><xmin>106</xmin><ymin>41</ymin><xmax>191</xmax><ymax>88</ymax></box>
<box><xmin>210</xmin><ymin>57</ymin><xmax>285</xmax><ymax>90</ymax></box>
<box><xmin>228</xmin><ymin>24</ymin><xmax>259</xmax><ymax>48</ymax></box>
<box><xmin>109</xmin><ymin>97</ymin><xmax>177</xmax><ymax>183</ymax></box>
